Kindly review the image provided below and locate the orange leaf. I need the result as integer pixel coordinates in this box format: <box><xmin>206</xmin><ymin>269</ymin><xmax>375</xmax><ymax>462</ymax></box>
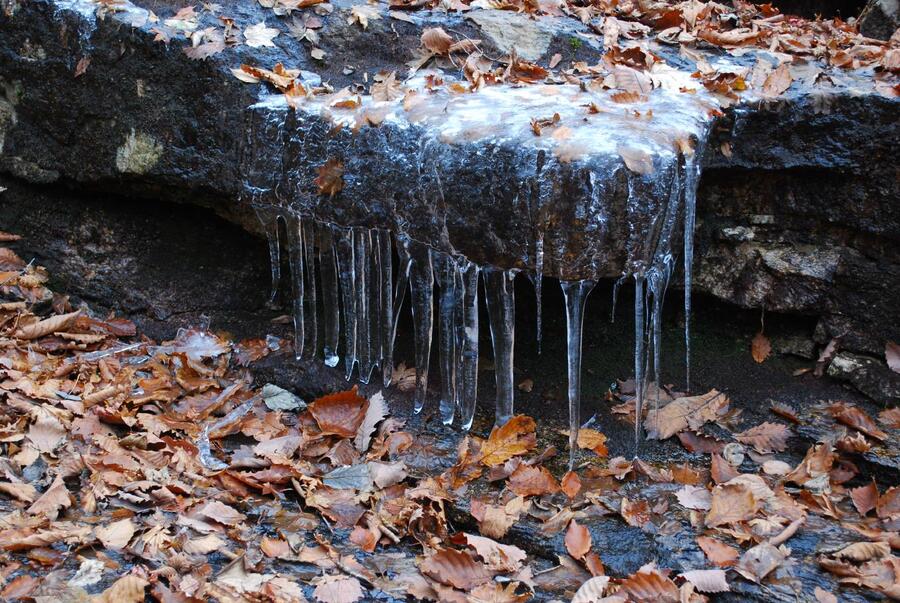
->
<box><xmin>309</xmin><ymin>387</ymin><xmax>369</xmax><ymax>437</ymax></box>
<box><xmin>479</xmin><ymin>415</ymin><xmax>537</xmax><ymax>467</ymax></box>
<box><xmin>561</xmin><ymin>471</ymin><xmax>582</xmax><ymax>499</ymax></box>
<box><xmin>829</xmin><ymin>403</ymin><xmax>887</xmax><ymax>441</ymax></box>
<box><xmin>705</xmin><ymin>483</ymin><xmax>759</xmax><ymax>527</ymax></box>
<box><xmin>751</xmin><ymin>332</ymin><xmax>771</xmax><ymax>363</ymax></box>
<box><xmin>507</xmin><ymin>464</ymin><xmax>559</xmax><ymax>497</ymax></box>
<box><xmin>315</xmin><ymin>158</ymin><xmax>344</xmax><ymax>197</ymax></box>
<box><xmin>618</xmin><ymin>567</ymin><xmax>679</xmax><ymax>602</ymax></box>
<box><xmin>697</xmin><ymin>536</ymin><xmax>739</xmax><ymax>567</ymax></box>
<box><xmin>564</xmin><ymin>519</ymin><xmax>591</xmax><ymax>560</ymax></box>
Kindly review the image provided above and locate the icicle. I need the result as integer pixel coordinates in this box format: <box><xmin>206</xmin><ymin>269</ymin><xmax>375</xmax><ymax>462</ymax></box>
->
<box><xmin>354</xmin><ymin>228</ymin><xmax>375</xmax><ymax>384</ymax></box>
<box><xmin>633</xmin><ymin>274</ymin><xmax>646</xmax><ymax>451</ymax></box>
<box><xmin>457</xmin><ymin>259</ymin><xmax>480</xmax><ymax>431</ymax></box>
<box><xmin>334</xmin><ymin>226</ymin><xmax>357</xmax><ymax>380</ymax></box>
<box><xmin>255</xmin><ymin>207</ymin><xmax>281</xmax><ymax>304</ymax></box>
<box><xmin>682</xmin><ymin>132</ymin><xmax>708</xmax><ymax>393</ymax></box>
<box><xmin>533</xmin><ymin>233</ymin><xmax>544</xmax><ymax>355</ymax></box>
<box><xmin>408</xmin><ymin>241</ymin><xmax>434</xmax><ymax>414</ymax></box>
<box><xmin>375</xmin><ymin>231</ymin><xmax>394</xmax><ymax>389</ymax></box>
<box><xmin>484</xmin><ymin>267</ymin><xmax>516</xmax><ymax>426</ymax></box>
<box><xmin>302</xmin><ymin>220</ymin><xmax>318</xmax><ymax>358</ymax></box>
<box><xmin>433</xmin><ymin>252</ymin><xmax>461</xmax><ymax>425</ymax></box>
<box><xmin>317</xmin><ymin>224</ymin><xmax>341</xmax><ymax>368</ymax></box>
<box><xmin>389</xmin><ymin>238</ymin><xmax>412</xmax><ymax>386</ymax></box>
<box><xmin>561</xmin><ymin>280</ymin><xmax>594</xmax><ymax>469</ymax></box>
<box><xmin>286</xmin><ymin>215</ymin><xmax>305</xmax><ymax>360</ymax></box>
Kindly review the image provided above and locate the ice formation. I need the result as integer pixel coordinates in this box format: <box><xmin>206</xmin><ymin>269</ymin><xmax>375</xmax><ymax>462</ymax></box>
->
<box><xmin>241</xmin><ymin>68</ymin><xmax>720</xmax><ymax>456</ymax></box>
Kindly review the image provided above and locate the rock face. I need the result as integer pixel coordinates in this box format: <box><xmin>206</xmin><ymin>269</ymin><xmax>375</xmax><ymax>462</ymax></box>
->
<box><xmin>0</xmin><ymin>0</ymin><xmax>898</xmax><ymax>361</ymax></box>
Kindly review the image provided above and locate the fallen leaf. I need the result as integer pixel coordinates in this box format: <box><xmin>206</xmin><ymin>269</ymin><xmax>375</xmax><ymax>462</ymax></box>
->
<box><xmin>618</xmin><ymin>567</ymin><xmax>679</xmax><ymax>602</ymax></box>
<box><xmin>697</xmin><ymin>536</ymin><xmax>739</xmax><ymax>567</ymax></box>
<box><xmin>323</xmin><ymin>464</ymin><xmax>373</xmax><ymax>491</ymax></box>
<box><xmin>94</xmin><ymin>574</ymin><xmax>149</xmax><ymax>603</ymax></box>
<box><xmin>315</xmin><ymin>158</ymin><xmax>345</xmax><ymax>197</ymax></box>
<box><xmin>887</xmin><ymin>341</ymin><xmax>900</xmax><ymax>374</ymax></box>
<box><xmin>850</xmin><ymin>481</ymin><xmax>878</xmax><ymax>516</ymax></box>
<box><xmin>355</xmin><ymin>391</ymin><xmax>387</xmax><ymax>452</ymax></box>
<box><xmin>678</xmin><ymin>569</ymin><xmax>729</xmax><ymax>593</ymax></box>
<box><xmin>575</xmin><ymin>428</ymin><xmax>609</xmax><ymax>457</ymax></box>
<box><xmin>459</xmin><ymin>533</ymin><xmax>527</xmax><ymax>572</ymax></box>
<box><xmin>561</xmin><ymin>471</ymin><xmax>582</xmax><ymax>499</ymax></box>
<box><xmin>734</xmin><ymin>422</ymin><xmax>790</xmax><ymax>453</ymax></box>
<box><xmin>571</xmin><ymin>576</ymin><xmax>610</xmax><ymax>603</ymax></box>
<box><xmin>762</xmin><ymin>63</ymin><xmax>793</xmax><ymax>97</ymax></box>
<box><xmin>618</xmin><ymin>146</ymin><xmax>654</xmax><ymax>175</ymax></box>
<box><xmin>645</xmin><ymin>390</ymin><xmax>729</xmax><ymax>440</ymax></box>
<box><xmin>833</xmin><ymin>541</ymin><xmax>890</xmax><ymax>562</ymax></box>
<box><xmin>15</xmin><ymin>310</ymin><xmax>80</xmax><ymax>339</ymax></box>
<box><xmin>735</xmin><ymin>543</ymin><xmax>785</xmax><ymax>583</ymax></box>
<box><xmin>565</xmin><ymin>520</ymin><xmax>591</xmax><ymax>560</ymax></box>
<box><xmin>313</xmin><ymin>575</ymin><xmax>364</xmax><ymax>603</ymax></box>
<box><xmin>877</xmin><ymin>486</ymin><xmax>900</xmax><ymax>520</ymax></box>
<box><xmin>751</xmin><ymin>332</ymin><xmax>771</xmax><ymax>363</ymax></box>
<box><xmin>705</xmin><ymin>482</ymin><xmax>758</xmax><ymax>527</ymax></box>
<box><xmin>349</xmin><ymin>4</ymin><xmax>381</xmax><ymax>29</ymax></box>
<box><xmin>196</xmin><ymin>499</ymin><xmax>246</xmax><ymax>526</ymax></box>
<box><xmin>27</xmin><ymin>475</ymin><xmax>71</xmax><ymax>519</ymax></box>
<box><xmin>419</xmin><ymin>548</ymin><xmax>494</xmax><ymax>590</ymax></box>
<box><xmin>507</xmin><ymin>464</ymin><xmax>559</xmax><ymax>497</ymax></box>
<box><xmin>309</xmin><ymin>387</ymin><xmax>368</xmax><ymax>437</ymax></box>
<box><xmin>95</xmin><ymin>518</ymin><xmax>135</xmax><ymax>550</ymax></box>
<box><xmin>829</xmin><ymin>403</ymin><xmax>887</xmax><ymax>441</ymax></box>
<box><xmin>675</xmin><ymin>485</ymin><xmax>712</xmax><ymax>511</ymax></box>
<box><xmin>479</xmin><ymin>415</ymin><xmax>537</xmax><ymax>467</ymax></box>
<box><xmin>244</xmin><ymin>21</ymin><xmax>280</xmax><ymax>47</ymax></box>
<box><xmin>421</xmin><ymin>27</ymin><xmax>453</xmax><ymax>54</ymax></box>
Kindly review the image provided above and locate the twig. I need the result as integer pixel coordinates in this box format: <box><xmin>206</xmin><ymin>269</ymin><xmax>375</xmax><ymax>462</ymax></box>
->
<box><xmin>768</xmin><ymin>516</ymin><xmax>805</xmax><ymax>546</ymax></box>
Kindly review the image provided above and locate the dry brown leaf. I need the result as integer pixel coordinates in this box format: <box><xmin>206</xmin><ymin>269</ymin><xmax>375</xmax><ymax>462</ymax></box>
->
<box><xmin>309</xmin><ymin>387</ymin><xmax>369</xmax><ymax>437</ymax></box>
<box><xmin>879</xmin><ymin>406</ymin><xmax>900</xmax><ymax>429</ymax></box>
<box><xmin>697</xmin><ymin>536</ymin><xmax>739</xmax><ymax>567</ymax></box>
<box><xmin>419</xmin><ymin>548</ymin><xmax>494</xmax><ymax>590</ymax></box>
<box><xmin>830</xmin><ymin>403</ymin><xmax>887</xmax><ymax>441</ymax></box>
<box><xmin>705</xmin><ymin>483</ymin><xmax>758</xmax><ymax>527</ymax></box>
<box><xmin>751</xmin><ymin>332</ymin><xmax>771</xmax><ymax>363</ymax></box>
<box><xmin>565</xmin><ymin>520</ymin><xmax>592</xmax><ymax>560</ymax></box>
<box><xmin>459</xmin><ymin>533</ymin><xmax>527</xmax><ymax>572</ymax></box>
<box><xmin>571</xmin><ymin>576</ymin><xmax>611</xmax><ymax>603</ymax></box>
<box><xmin>196</xmin><ymin>499</ymin><xmax>246</xmax><ymax>526</ymax></box>
<box><xmin>814</xmin><ymin>586</ymin><xmax>838</xmax><ymax>603</ymax></box>
<box><xmin>470</xmin><ymin>496</ymin><xmax>529</xmax><ymax>539</ymax></box>
<box><xmin>0</xmin><ymin>482</ymin><xmax>38</xmax><ymax>503</ymax></box>
<box><xmin>576</xmin><ymin>428</ymin><xmax>609</xmax><ymax>457</ymax></box>
<box><xmin>850</xmin><ymin>481</ymin><xmax>879</xmax><ymax>516</ymax></box>
<box><xmin>315</xmin><ymin>159</ymin><xmax>345</xmax><ymax>197</ymax></box>
<box><xmin>678</xmin><ymin>569</ymin><xmax>729</xmax><ymax>593</ymax></box>
<box><xmin>561</xmin><ymin>471</ymin><xmax>582</xmax><ymax>499</ymax></box>
<box><xmin>354</xmin><ymin>391</ymin><xmax>387</xmax><ymax>452</ymax></box>
<box><xmin>507</xmin><ymin>464</ymin><xmax>559</xmax><ymax>497</ymax></box>
<box><xmin>95</xmin><ymin>518</ymin><xmax>135</xmax><ymax>550</ymax></box>
<box><xmin>645</xmin><ymin>390</ymin><xmax>729</xmax><ymax>440</ymax></box>
<box><xmin>15</xmin><ymin>310</ymin><xmax>80</xmax><ymax>339</ymax></box>
<box><xmin>877</xmin><ymin>486</ymin><xmax>900</xmax><ymax>520</ymax></box>
<box><xmin>762</xmin><ymin>63</ymin><xmax>793</xmax><ymax>98</ymax></box>
<box><xmin>421</xmin><ymin>27</ymin><xmax>453</xmax><ymax>55</ymax></box>
<box><xmin>618</xmin><ymin>567</ymin><xmax>679</xmax><ymax>602</ymax></box>
<box><xmin>734</xmin><ymin>422</ymin><xmax>790</xmax><ymax>454</ymax></box>
<box><xmin>618</xmin><ymin>146</ymin><xmax>654</xmax><ymax>175</ymax></box>
<box><xmin>785</xmin><ymin>443</ymin><xmax>833</xmax><ymax>486</ymax></box>
<box><xmin>479</xmin><ymin>415</ymin><xmax>537</xmax><ymax>467</ymax></box>
<box><xmin>834</xmin><ymin>541</ymin><xmax>890</xmax><ymax>562</ymax></box>
<box><xmin>735</xmin><ymin>543</ymin><xmax>785</xmax><ymax>583</ymax></box>
<box><xmin>27</xmin><ymin>475</ymin><xmax>71</xmax><ymax>519</ymax></box>
<box><xmin>313</xmin><ymin>574</ymin><xmax>364</xmax><ymax>603</ymax></box>
<box><xmin>94</xmin><ymin>574</ymin><xmax>149</xmax><ymax>603</ymax></box>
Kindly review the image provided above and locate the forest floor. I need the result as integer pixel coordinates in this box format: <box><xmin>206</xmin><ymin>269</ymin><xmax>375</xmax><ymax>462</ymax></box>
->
<box><xmin>1</xmin><ymin>227</ymin><xmax>899</xmax><ymax>603</ymax></box>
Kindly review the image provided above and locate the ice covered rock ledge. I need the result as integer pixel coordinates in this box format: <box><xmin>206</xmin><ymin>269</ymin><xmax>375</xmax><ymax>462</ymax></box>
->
<box><xmin>0</xmin><ymin>0</ymin><xmax>898</xmax><ymax>356</ymax></box>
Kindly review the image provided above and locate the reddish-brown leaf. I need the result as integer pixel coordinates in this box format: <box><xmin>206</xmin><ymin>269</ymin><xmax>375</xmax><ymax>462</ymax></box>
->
<box><xmin>618</xmin><ymin>567</ymin><xmax>679</xmax><ymax>602</ymax></box>
<box><xmin>565</xmin><ymin>519</ymin><xmax>591</xmax><ymax>560</ymax></box>
<box><xmin>734</xmin><ymin>422</ymin><xmax>790</xmax><ymax>454</ymax></box>
<box><xmin>697</xmin><ymin>536</ymin><xmax>739</xmax><ymax>567</ymax></box>
<box><xmin>829</xmin><ymin>403</ymin><xmax>887</xmax><ymax>441</ymax></box>
<box><xmin>705</xmin><ymin>483</ymin><xmax>759</xmax><ymax>527</ymax></box>
<box><xmin>507</xmin><ymin>464</ymin><xmax>559</xmax><ymax>497</ymax></box>
<box><xmin>850</xmin><ymin>481</ymin><xmax>879</xmax><ymax>516</ymax></box>
<box><xmin>309</xmin><ymin>387</ymin><xmax>369</xmax><ymax>437</ymax></box>
<box><xmin>751</xmin><ymin>332</ymin><xmax>771</xmax><ymax>363</ymax></box>
<box><xmin>561</xmin><ymin>471</ymin><xmax>582</xmax><ymax>499</ymax></box>
<box><xmin>315</xmin><ymin>158</ymin><xmax>344</xmax><ymax>197</ymax></box>
<box><xmin>877</xmin><ymin>486</ymin><xmax>900</xmax><ymax>520</ymax></box>
<box><xmin>419</xmin><ymin>548</ymin><xmax>494</xmax><ymax>590</ymax></box>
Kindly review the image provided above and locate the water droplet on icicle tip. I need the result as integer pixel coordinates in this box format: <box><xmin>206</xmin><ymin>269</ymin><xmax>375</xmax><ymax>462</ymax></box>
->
<box><xmin>317</xmin><ymin>223</ymin><xmax>341</xmax><ymax>368</ymax></box>
<box><xmin>255</xmin><ymin>207</ymin><xmax>281</xmax><ymax>305</ymax></box>
<box><xmin>334</xmin><ymin>226</ymin><xmax>357</xmax><ymax>381</ymax></box>
<box><xmin>561</xmin><ymin>279</ymin><xmax>594</xmax><ymax>470</ymax></box>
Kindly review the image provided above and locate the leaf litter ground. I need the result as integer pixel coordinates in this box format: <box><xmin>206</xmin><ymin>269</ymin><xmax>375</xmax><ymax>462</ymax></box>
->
<box><xmin>1</xmin><ymin>232</ymin><xmax>899</xmax><ymax>602</ymax></box>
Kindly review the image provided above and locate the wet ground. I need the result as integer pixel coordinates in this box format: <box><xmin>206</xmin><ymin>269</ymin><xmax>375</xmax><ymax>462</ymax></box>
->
<box><xmin>2</xmin><ymin>179</ymin><xmax>897</xmax><ymax>601</ymax></box>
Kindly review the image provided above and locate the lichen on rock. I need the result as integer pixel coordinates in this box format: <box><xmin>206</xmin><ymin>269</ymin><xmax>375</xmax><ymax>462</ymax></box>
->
<box><xmin>115</xmin><ymin>129</ymin><xmax>162</xmax><ymax>174</ymax></box>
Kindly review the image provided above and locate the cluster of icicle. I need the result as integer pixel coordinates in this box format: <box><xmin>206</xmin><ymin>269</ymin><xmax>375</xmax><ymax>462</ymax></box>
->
<box><xmin>251</xmin><ymin>128</ymin><xmax>707</xmax><ymax>466</ymax></box>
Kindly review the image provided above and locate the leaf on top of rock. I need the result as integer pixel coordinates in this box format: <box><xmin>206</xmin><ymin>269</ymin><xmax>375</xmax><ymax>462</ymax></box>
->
<box><xmin>850</xmin><ymin>480</ymin><xmax>878</xmax><ymax>516</ymax></box>
<box><xmin>309</xmin><ymin>386</ymin><xmax>368</xmax><ymax>437</ymax></box>
<box><xmin>456</xmin><ymin>533</ymin><xmax>527</xmax><ymax>572</ymax></box>
<box><xmin>565</xmin><ymin>519</ymin><xmax>591</xmax><ymax>560</ymax></box>
<box><xmin>478</xmin><ymin>415</ymin><xmax>536</xmax><ymax>467</ymax></box>
<box><xmin>507</xmin><ymin>464</ymin><xmax>559</xmax><ymax>497</ymax></box>
<box><xmin>575</xmin><ymin>428</ymin><xmax>609</xmax><ymax>457</ymax></box>
<box><xmin>734</xmin><ymin>421</ymin><xmax>790</xmax><ymax>453</ymax></box>
<box><xmin>696</xmin><ymin>536</ymin><xmax>739</xmax><ymax>567</ymax></box>
<box><xmin>618</xmin><ymin>566</ymin><xmax>679</xmax><ymax>602</ymax></box>
<box><xmin>705</xmin><ymin>482</ymin><xmax>759</xmax><ymax>527</ymax></box>
<box><xmin>829</xmin><ymin>402</ymin><xmax>887</xmax><ymax>441</ymax></box>
<box><xmin>419</xmin><ymin>547</ymin><xmax>494</xmax><ymax>590</ymax></box>
<box><xmin>571</xmin><ymin>576</ymin><xmax>610</xmax><ymax>603</ymax></box>
<box><xmin>26</xmin><ymin>475</ymin><xmax>71</xmax><ymax>520</ymax></box>
<box><xmin>751</xmin><ymin>331</ymin><xmax>771</xmax><ymax>363</ymax></box>
<box><xmin>644</xmin><ymin>390</ymin><xmax>729</xmax><ymax>440</ymax></box>
<box><xmin>244</xmin><ymin>21</ymin><xmax>280</xmax><ymax>47</ymax></box>
<box><xmin>735</xmin><ymin>543</ymin><xmax>786</xmax><ymax>583</ymax></box>
<box><xmin>312</xmin><ymin>574</ymin><xmax>365</xmax><ymax>603</ymax></box>
<box><xmin>354</xmin><ymin>391</ymin><xmax>388</xmax><ymax>452</ymax></box>
<box><xmin>421</xmin><ymin>27</ymin><xmax>453</xmax><ymax>55</ymax></box>
<box><xmin>315</xmin><ymin>158</ymin><xmax>345</xmax><ymax>197</ymax></box>
<box><xmin>678</xmin><ymin>569</ymin><xmax>730</xmax><ymax>593</ymax></box>
<box><xmin>349</xmin><ymin>4</ymin><xmax>381</xmax><ymax>29</ymax></box>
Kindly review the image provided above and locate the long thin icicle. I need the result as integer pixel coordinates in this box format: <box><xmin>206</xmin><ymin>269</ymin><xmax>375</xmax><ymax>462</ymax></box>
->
<box><xmin>286</xmin><ymin>215</ymin><xmax>305</xmax><ymax>360</ymax></box>
<box><xmin>354</xmin><ymin>228</ymin><xmax>374</xmax><ymax>384</ymax></box>
<box><xmin>408</xmin><ymin>241</ymin><xmax>434</xmax><ymax>414</ymax></box>
<box><xmin>302</xmin><ymin>220</ymin><xmax>318</xmax><ymax>358</ymax></box>
<box><xmin>317</xmin><ymin>223</ymin><xmax>340</xmax><ymax>368</ymax></box>
<box><xmin>633</xmin><ymin>275</ymin><xmax>646</xmax><ymax>451</ymax></box>
<box><xmin>484</xmin><ymin>267</ymin><xmax>516</xmax><ymax>427</ymax></box>
<box><xmin>457</xmin><ymin>259</ymin><xmax>480</xmax><ymax>431</ymax></box>
<box><xmin>255</xmin><ymin>207</ymin><xmax>281</xmax><ymax>304</ymax></box>
<box><xmin>533</xmin><ymin>233</ymin><xmax>544</xmax><ymax>355</ymax></box>
<box><xmin>561</xmin><ymin>280</ymin><xmax>594</xmax><ymax>469</ymax></box>
<box><xmin>434</xmin><ymin>252</ymin><xmax>461</xmax><ymax>425</ymax></box>
<box><xmin>376</xmin><ymin>231</ymin><xmax>394</xmax><ymax>389</ymax></box>
<box><xmin>683</xmin><ymin>132</ymin><xmax>708</xmax><ymax>393</ymax></box>
<box><xmin>334</xmin><ymin>227</ymin><xmax>357</xmax><ymax>380</ymax></box>
<box><xmin>389</xmin><ymin>239</ymin><xmax>412</xmax><ymax>387</ymax></box>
